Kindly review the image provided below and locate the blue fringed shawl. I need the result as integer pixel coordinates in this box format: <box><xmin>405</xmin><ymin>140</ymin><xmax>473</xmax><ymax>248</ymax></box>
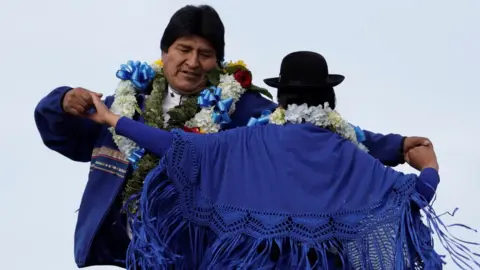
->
<box><xmin>126</xmin><ymin>124</ymin><xmax>479</xmax><ymax>269</ymax></box>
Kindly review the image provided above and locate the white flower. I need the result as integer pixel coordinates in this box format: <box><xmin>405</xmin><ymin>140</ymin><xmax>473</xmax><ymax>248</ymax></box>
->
<box><xmin>185</xmin><ymin>108</ymin><xmax>220</xmax><ymax>133</ymax></box>
<box><xmin>344</xmin><ymin>126</ymin><xmax>358</xmax><ymax>141</ymax></box>
<box><xmin>221</xmin><ymin>83</ymin><xmax>244</xmax><ymax>102</ymax></box>
<box><xmin>108</xmin><ymin>64</ymin><xmax>147</xmax><ymax>157</ymax></box>
<box><xmin>270</xmin><ymin>108</ymin><xmax>286</xmax><ymax>125</ymax></box>
<box><xmin>218</xmin><ymin>74</ymin><xmax>245</xmax><ymax>102</ymax></box>
<box><xmin>108</xmin><ymin>88</ymin><xmax>139</xmax><ymax>157</ymax></box>
<box><xmin>219</xmin><ymin>73</ymin><xmax>237</xmax><ymax>84</ymax></box>
<box><xmin>115</xmin><ymin>80</ymin><xmax>136</xmax><ymax>97</ymax></box>
<box><xmin>269</xmin><ymin>102</ymin><xmax>368</xmax><ymax>152</ymax></box>
<box><xmin>327</xmin><ymin>111</ymin><xmax>343</xmax><ymax>129</ymax></box>
<box><xmin>285</xmin><ymin>103</ymin><xmax>308</xmax><ymax>124</ymax></box>
<box><xmin>110</xmin><ymin>127</ymin><xmax>137</xmax><ymax>156</ymax></box>
<box><xmin>304</xmin><ymin>105</ymin><xmax>329</xmax><ymax>126</ymax></box>
<box><xmin>110</xmin><ymin>95</ymin><xmax>137</xmax><ymax>117</ymax></box>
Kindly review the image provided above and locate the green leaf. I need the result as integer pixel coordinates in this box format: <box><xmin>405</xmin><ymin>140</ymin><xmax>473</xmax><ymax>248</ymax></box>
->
<box><xmin>206</xmin><ymin>68</ymin><xmax>221</xmax><ymax>85</ymax></box>
<box><xmin>249</xmin><ymin>84</ymin><xmax>273</xmax><ymax>99</ymax></box>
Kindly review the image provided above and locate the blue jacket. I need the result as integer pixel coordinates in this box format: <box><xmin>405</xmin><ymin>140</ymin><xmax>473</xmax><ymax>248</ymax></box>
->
<box><xmin>34</xmin><ymin>86</ymin><xmax>405</xmax><ymax>268</ymax></box>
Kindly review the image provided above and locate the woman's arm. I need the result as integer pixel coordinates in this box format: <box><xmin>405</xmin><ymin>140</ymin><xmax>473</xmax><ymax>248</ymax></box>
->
<box><xmin>416</xmin><ymin>167</ymin><xmax>440</xmax><ymax>203</ymax></box>
<box><xmin>106</xmin><ymin>114</ymin><xmax>173</xmax><ymax>157</ymax></box>
<box><xmin>405</xmin><ymin>145</ymin><xmax>439</xmax><ymax>203</ymax></box>
<box><xmin>87</xmin><ymin>94</ymin><xmax>174</xmax><ymax>157</ymax></box>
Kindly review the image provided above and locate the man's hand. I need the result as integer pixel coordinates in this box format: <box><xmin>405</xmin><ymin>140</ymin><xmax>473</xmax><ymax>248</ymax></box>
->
<box><xmin>403</xmin><ymin>136</ymin><xmax>432</xmax><ymax>170</ymax></box>
<box><xmin>62</xmin><ymin>87</ymin><xmax>103</xmax><ymax>116</ymax></box>
<box><xmin>405</xmin><ymin>144</ymin><xmax>439</xmax><ymax>171</ymax></box>
<box><xmin>87</xmin><ymin>93</ymin><xmax>120</xmax><ymax>127</ymax></box>
<box><xmin>403</xmin><ymin>136</ymin><xmax>431</xmax><ymax>154</ymax></box>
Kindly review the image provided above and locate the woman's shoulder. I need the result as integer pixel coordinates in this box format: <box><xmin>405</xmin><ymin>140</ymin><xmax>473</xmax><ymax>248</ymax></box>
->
<box><xmin>209</xmin><ymin>124</ymin><xmax>333</xmax><ymax>147</ymax></box>
<box><xmin>176</xmin><ymin>124</ymin><xmax>335</xmax><ymax>151</ymax></box>
<box><xmin>222</xmin><ymin>123</ymin><xmax>328</xmax><ymax>133</ymax></box>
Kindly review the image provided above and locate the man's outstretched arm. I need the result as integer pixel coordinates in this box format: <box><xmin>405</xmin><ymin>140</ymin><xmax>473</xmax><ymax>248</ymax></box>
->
<box><xmin>231</xmin><ymin>92</ymin><xmax>430</xmax><ymax>168</ymax></box>
<box><xmin>34</xmin><ymin>86</ymin><xmax>110</xmax><ymax>162</ymax></box>
<box><xmin>362</xmin><ymin>130</ymin><xmax>431</xmax><ymax>167</ymax></box>
<box><xmin>362</xmin><ymin>130</ymin><xmax>406</xmax><ymax>166</ymax></box>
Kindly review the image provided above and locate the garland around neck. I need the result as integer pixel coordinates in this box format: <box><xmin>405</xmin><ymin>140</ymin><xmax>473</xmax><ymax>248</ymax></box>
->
<box><xmin>108</xmin><ymin>59</ymin><xmax>257</xmax><ymax>158</ymax></box>
<box><xmin>266</xmin><ymin>103</ymin><xmax>369</xmax><ymax>152</ymax></box>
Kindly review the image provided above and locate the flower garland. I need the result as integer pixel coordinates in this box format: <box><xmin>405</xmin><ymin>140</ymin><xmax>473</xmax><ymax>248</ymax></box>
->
<box><xmin>108</xmin><ymin>59</ymin><xmax>272</xmax><ymax>211</ymax></box>
<box><xmin>108</xmin><ymin>60</ymin><xmax>157</xmax><ymax>159</ymax></box>
<box><xmin>184</xmin><ymin>73</ymin><xmax>246</xmax><ymax>133</ymax></box>
<box><xmin>249</xmin><ymin>103</ymin><xmax>369</xmax><ymax>151</ymax></box>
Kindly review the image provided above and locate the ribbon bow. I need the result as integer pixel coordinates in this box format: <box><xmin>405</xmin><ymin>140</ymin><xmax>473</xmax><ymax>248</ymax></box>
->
<box><xmin>127</xmin><ymin>148</ymin><xmax>145</xmax><ymax>170</ymax></box>
<box><xmin>198</xmin><ymin>87</ymin><xmax>234</xmax><ymax>126</ymax></box>
<box><xmin>116</xmin><ymin>60</ymin><xmax>156</xmax><ymax>92</ymax></box>
<box><xmin>247</xmin><ymin>110</ymin><xmax>272</xmax><ymax>126</ymax></box>
<box><xmin>349</xmin><ymin>124</ymin><xmax>366</xmax><ymax>143</ymax></box>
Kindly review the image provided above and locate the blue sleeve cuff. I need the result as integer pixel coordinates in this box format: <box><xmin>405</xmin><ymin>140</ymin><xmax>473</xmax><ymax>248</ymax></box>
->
<box><xmin>417</xmin><ymin>167</ymin><xmax>440</xmax><ymax>202</ymax></box>
<box><xmin>115</xmin><ymin>117</ymin><xmax>131</xmax><ymax>137</ymax></box>
<box><xmin>398</xmin><ymin>136</ymin><xmax>407</xmax><ymax>164</ymax></box>
<box><xmin>59</xmin><ymin>87</ymin><xmax>73</xmax><ymax>113</ymax></box>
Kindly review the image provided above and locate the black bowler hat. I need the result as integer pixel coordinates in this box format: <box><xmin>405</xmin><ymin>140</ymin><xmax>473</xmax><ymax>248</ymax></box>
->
<box><xmin>264</xmin><ymin>51</ymin><xmax>344</xmax><ymax>88</ymax></box>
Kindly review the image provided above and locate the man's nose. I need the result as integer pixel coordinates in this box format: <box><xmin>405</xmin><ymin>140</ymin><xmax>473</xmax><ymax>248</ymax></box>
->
<box><xmin>185</xmin><ymin>52</ymin><xmax>200</xmax><ymax>69</ymax></box>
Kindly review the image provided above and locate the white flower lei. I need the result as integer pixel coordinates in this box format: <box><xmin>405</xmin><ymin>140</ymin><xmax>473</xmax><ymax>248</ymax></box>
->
<box><xmin>270</xmin><ymin>103</ymin><xmax>369</xmax><ymax>152</ymax></box>
<box><xmin>109</xmin><ymin>61</ymin><xmax>247</xmax><ymax>157</ymax></box>
<box><xmin>108</xmin><ymin>80</ymin><xmax>139</xmax><ymax>157</ymax></box>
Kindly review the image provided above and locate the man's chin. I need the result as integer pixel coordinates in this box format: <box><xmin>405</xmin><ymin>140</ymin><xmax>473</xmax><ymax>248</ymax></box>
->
<box><xmin>172</xmin><ymin>82</ymin><xmax>205</xmax><ymax>95</ymax></box>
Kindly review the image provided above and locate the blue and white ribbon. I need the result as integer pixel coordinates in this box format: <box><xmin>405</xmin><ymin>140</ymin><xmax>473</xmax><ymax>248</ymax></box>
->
<box><xmin>198</xmin><ymin>87</ymin><xmax>234</xmax><ymax>126</ymax></box>
<box><xmin>116</xmin><ymin>60</ymin><xmax>156</xmax><ymax>92</ymax></box>
<box><xmin>247</xmin><ymin>110</ymin><xmax>272</xmax><ymax>127</ymax></box>
<box><xmin>127</xmin><ymin>148</ymin><xmax>146</xmax><ymax>170</ymax></box>
<box><xmin>350</xmin><ymin>124</ymin><xmax>366</xmax><ymax>143</ymax></box>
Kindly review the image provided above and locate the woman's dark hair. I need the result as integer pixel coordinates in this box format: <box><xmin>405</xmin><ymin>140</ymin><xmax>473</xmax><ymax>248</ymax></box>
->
<box><xmin>160</xmin><ymin>5</ymin><xmax>225</xmax><ymax>63</ymax></box>
<box><xmin>277</xmin><ymin>87</ymin><xmax>336</xmax><ymax>109</ymax></box>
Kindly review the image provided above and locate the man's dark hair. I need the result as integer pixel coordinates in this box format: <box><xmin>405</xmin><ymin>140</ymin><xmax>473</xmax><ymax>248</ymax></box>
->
<box><xmin>160</xmin><ymin>5</ymin><xmax>225</xmax><ymax>63</ymax></box>
<box><xmin>277</xmin><ymin>87</ymin><xmax>337</xmax><ymax>109</ymax></box>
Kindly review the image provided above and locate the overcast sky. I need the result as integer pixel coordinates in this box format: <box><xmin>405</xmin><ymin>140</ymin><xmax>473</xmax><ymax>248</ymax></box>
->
<box><xmin>1</xmin><ymin>0</ymin><xmax>479</xmax><ymax>269</ymax></box>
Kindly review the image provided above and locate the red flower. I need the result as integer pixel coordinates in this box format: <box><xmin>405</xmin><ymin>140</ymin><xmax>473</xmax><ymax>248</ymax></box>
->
<box><xmin>183</xmin><ymin>126</ymin><xmax>203</xmax><ymax>134</ymax></box>
<box><xmin>233</xmin><ymin>70</ymin><xmax>252</xmax><ymax>88</ymax></box>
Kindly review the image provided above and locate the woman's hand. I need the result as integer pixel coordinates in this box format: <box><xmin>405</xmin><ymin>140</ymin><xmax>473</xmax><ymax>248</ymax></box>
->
<box><xmin>405</xmin><ymin>144</ymin><xmax>439</xmax><ymax>171</ymax></box>
<box><xmin>87</xmin><ymin>93</ymin><xmax>121</xmax><ymax>128</ymax></box>
<box><xmin>403</xmin><ymin>136</ymin><xmax>431</xmax><ymax>170</ymax></box>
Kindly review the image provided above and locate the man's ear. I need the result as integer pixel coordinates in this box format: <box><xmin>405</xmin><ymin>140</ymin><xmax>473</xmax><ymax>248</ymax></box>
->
<box><xmin>161</xmin><ymin>50</ymin><xmax>167</xmax><ymax>61</ymax></box>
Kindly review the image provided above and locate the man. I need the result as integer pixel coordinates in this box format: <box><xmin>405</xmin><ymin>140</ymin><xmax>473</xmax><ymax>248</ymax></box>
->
<box><xmin>34</xmin><ymin>5</ymin><xmax>429</xmax><ymax>268</ymax></box>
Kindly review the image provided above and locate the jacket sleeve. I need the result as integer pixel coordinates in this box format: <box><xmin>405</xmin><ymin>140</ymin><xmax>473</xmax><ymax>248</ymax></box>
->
<box><xmin>362</xmin><ymin>130</ymin><xmax>406</xmax><ymax>167</ymax></box>
<box><xmin>34</xmin><ymin>86</ymin><xmax>109</xmax><ymax>162</ymax></box>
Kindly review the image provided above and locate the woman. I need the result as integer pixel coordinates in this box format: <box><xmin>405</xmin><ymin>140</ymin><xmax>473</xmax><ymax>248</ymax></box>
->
<box><xmin>86</xmin><ymin>52</ymin><xmax>477</xmax><ymax>269</ymax></box>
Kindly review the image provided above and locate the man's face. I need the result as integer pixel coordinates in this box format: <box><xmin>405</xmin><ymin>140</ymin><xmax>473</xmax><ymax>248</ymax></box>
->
<box><xmin>162</xmin><ymin>36</ymin><xmax>218</xmax><ymax>93</ymax></box>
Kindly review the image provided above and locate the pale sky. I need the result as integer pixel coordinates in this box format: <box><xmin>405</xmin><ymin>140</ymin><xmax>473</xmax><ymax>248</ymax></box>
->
<box><xmin>1</xmin><ymin>0</ymin><xmax>479</xmax><ymax>269</ymax></box>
